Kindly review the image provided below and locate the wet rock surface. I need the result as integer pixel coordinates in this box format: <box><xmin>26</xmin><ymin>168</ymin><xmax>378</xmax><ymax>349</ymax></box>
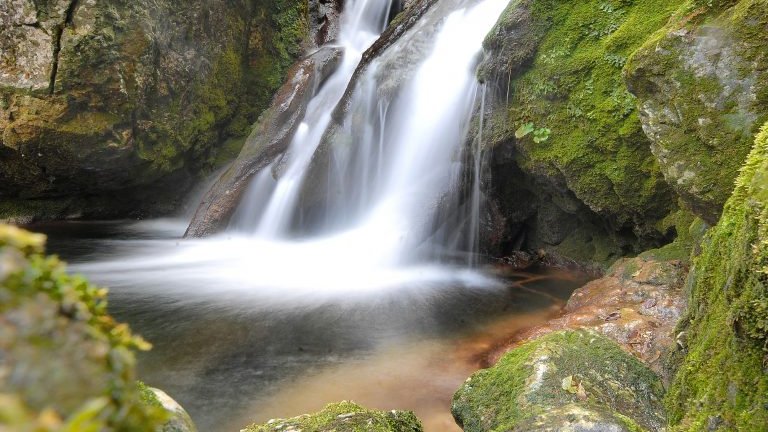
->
<box><xmin>453</xmin><ymin>329</ymin><xmax>666</xmax><ymax>432</ymax></box>
<box><xmin>184</xmin><ymin>47</ymin><xmax>342</xmax><ymax>237</ymax></box>
<box><xmin>0</xmin><ymin>0</ymin><xmax>308</xmax><ymax>221</ymax></box>
<box><xmin>494</xmin><ymin>256</ymin><xmax>688</xmax><ymax>376</ymax></box>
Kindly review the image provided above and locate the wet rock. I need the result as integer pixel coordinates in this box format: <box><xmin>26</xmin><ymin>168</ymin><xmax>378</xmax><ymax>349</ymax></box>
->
<box><xmin>452</xmin><ymin>329</ymin><xmax>666</xmax><ymax>432</ymax></box>
<box><xmin>491</xmin><ymin>256</ymin><xmax>687</xmax><ymax>375</ymax></box>
<box><xmin>625</xmin><ymin>0</ymin><xmax>768</xmax><ymax>223</ymax></box>
<box><xmin>309</xmin><ymin>0</ymin><xmax>343</xmax><ymax>47</ymax></box>
<box><xmin>185</xmin><ymin>47</ymin><xmax>343</xmax><ymax>237</ymax></box>
<box><xmin>242</xmin><ymin>401</ymin><xmax>423</xmax><ymax>432</ymax></box>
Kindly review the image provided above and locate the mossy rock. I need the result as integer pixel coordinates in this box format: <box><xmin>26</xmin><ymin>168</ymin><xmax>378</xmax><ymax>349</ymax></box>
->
<box><xmin>665</xmin><ymin>122</ymin><xmax>768</xmax><ymax>430</ymax></box>
<box><xmin>482</xmin><ymin>0</ymin><xmax>688</xmax><ymax>265</ymax></box>
<box><xmin>452</xmin><ymin>329</ymin><xmax>666</xmax><ymax>432</ymax></box>
<box><xmin>0</xmin><ymin>0</ymin><xmax>308</xmax><ymax>220</ymax></box>
<box><xmin>625</xmin><ymin>0</ymin><xmax>768</xmax><ymax>224</ymax></box>
<box><xmin>0</xmin><ymin>224</ymin><xmax>167</xmax><ymax>430</ymax></box>
<box><xmin>242</xmin><ymin>401</ymin><xmax>424</xmax><ymax>432</ymax></box>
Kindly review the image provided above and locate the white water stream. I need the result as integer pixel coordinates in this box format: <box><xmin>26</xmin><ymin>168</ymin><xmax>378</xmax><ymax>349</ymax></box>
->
<box><xmin>73</xmin><ymin>0</ymin><xmax>511</xmax><ymax>302</ymax></box>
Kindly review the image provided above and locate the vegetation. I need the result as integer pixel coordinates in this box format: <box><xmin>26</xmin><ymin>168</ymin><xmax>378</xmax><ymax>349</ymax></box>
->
<box><xmin>452</xmin><ymin>330</ymin><xmax>665</xmax><ymax>432</ymax></box>
<box><xmin>665</xmin><ymin>122</ymin><xmax>768</xmax><ymax>430</ymax></box>
<box><xmin>0</xmin><ymin>225</ymin><xmax>167</xmax><ymax>431</ymax></box>
<box><xmin>243</xmin><ymin>401</ymin><xmax>423</xmax><ymax>432</ymax></box>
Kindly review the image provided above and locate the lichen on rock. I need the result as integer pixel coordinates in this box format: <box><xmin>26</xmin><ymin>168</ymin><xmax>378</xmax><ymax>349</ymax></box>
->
<box><xmin>0</xmin><ymin>0</ymin><xmax>309</xmax><ymax>221</ymax></box>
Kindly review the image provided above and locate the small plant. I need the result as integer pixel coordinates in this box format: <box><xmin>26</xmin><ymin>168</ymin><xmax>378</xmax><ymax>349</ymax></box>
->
<box><xmin>515</xmin><ymin>122</ymin><xmax>552</xmax><ymax>143</ymax></box>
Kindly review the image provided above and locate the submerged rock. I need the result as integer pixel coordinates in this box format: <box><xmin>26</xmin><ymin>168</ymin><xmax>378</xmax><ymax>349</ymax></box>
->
<box><xmin>452</xmin><ymin>329</ymin><xmax>666</xmax><ymax>432</ymax></box>
<box><xmin>625</xmin><ymin>0</ymin><xmax>768</xmax><ymax>224</ymax></box>
<box><xmin>242</xmin><ymin>401</ymin><xmax>423</xmax><ymax>432</ymax></box>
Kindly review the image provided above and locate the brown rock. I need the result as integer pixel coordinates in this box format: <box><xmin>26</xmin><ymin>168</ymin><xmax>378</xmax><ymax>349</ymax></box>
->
<box><xmin>486</xmin><ymin>256</ymin><xmax>688</xmax><ymax>374</ymax></box>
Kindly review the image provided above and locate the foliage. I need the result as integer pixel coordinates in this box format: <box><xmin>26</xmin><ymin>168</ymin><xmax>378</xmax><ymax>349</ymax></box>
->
<box><xmin>514</xmin><ymin>122</ymin><xmax>551</xmax><ymax>143</ymax></box>
<box><xmin>0</xmin><ymin>225</ymin><xmax>166</xmax><ymax>431</ymax></box>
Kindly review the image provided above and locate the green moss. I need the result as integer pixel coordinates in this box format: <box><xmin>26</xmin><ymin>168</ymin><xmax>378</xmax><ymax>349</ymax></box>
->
<box><xmin>243</xmin><ymin>401</ymin><xmax>423</xmax><ymax>432</ymax></box>
<box><xmin>0</xmin><ymin>225</ymin><xmax>166</xmax><ymax>430</ymax></box>
<box><xmin>495</xmin><ymin>0</ymin><xmax>681</xmax><ymax>229</ymax></box>
<box><xmin>625</xmin><ymin>0</ymin><xmax>768</xmax><ymax>222</ymax></box>
<box><xmin>452</xmin><ymin>330</ymin><xmax>666</xmax><ymax>432</ymax></box>
<box><xmin>640</xmin><ymin>210</ymin><xmax>708</xmax><ymax>262</ymax></box>
<box><xmin>137</xmin><ymin>381</ymin><xmax>163</xmax><ymax>409</ymax></box>
<box><xmin>666</xmin><ymin>122</ymin><xmax>768</xmax><ymax>430</ymax></box>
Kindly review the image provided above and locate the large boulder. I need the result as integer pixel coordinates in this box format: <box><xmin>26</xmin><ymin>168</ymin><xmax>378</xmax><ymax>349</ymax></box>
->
<box><xmin>242</xmin><ymin>401</ymin><xmax>424</xmax><ymax>432</ymax></box>
<box><xmin>452</xmin><ymin>329</ymin><xmax>666</xmax><ymax>432</ymax></box>
<box><xmin>0</xmin><ymin>0</ymin><xmax>308</xmax><ymax>221</ymax></box>
<box><xmin>625</xmin><ymin>0</ymin><xmax>768</xmax><ymax>224</ymax></box>
<box><xmin>480</xmin><ymin>0</ymin><xmax>682</xmax><ymax>266</ymax></box>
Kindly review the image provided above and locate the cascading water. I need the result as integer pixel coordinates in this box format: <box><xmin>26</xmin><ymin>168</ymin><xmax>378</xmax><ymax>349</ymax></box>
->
<box><xmin>72</xmin><ymin>0</ymin><xmax>512</xmax><ymax>301</ymax></box>
<box><xmin>233</xmin><ymin>0</ymin><xmax>395</xmax><ymax>237</ymax></box>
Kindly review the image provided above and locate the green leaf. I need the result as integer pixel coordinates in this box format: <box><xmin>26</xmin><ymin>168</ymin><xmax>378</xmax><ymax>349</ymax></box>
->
<box><xmin>515</xmin><ymin>122</ymin><xmax>536</xmax><ymax>139</ymax></box>
<box><xmin>533</xmin><ymin>128</ymin><xmax>551</xmax><ymax>143</ymax></box>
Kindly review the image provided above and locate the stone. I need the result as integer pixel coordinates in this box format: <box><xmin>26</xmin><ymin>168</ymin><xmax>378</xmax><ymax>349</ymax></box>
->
<box><xmin>625</xmin><ymin>0</ymin><xmax>768</xmax><ymax>223</ymax></box>
<box><xmin>241</xmin><ymin>401</ymin><xmax>423</xmax><ymax>432</ymax></box>
<box><xmin>184</xmin><ymin>46</ymin><xmax>343</xmax><ymax>237</ymax></box>
<box><xmin>452</xmin><ymin>330</ymin><xmax>666</xmax><ymax>432</ymax></box>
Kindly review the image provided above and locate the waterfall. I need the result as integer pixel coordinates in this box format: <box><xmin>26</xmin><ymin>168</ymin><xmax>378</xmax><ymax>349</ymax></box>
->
<box><xmin>230</xmin><ymin>0</ymin><xmax>394</xmax><ymax>236</ymax></box>
<box><xmin>232</xmin><ymin>0</ymin><xmax>509</xmax><ymax>265</ymax></box>
<box><xmin>72</xmin><ymin>0</ymin><xmax>511</xmax><ymax>299</ymax></box>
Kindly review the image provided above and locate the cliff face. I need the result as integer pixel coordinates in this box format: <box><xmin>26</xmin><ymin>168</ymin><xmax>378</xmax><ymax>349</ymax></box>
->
<box><xmin>0</xmin><ymin>0</ymin><xmax>310</xmax><ymax>221</ymax></box>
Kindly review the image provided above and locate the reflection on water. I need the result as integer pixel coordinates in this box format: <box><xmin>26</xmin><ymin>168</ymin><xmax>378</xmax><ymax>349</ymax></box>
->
<box><xmin>34</xmin><ymin>221</ymin><xmax>587</xmax><ymax>432</ymax></box>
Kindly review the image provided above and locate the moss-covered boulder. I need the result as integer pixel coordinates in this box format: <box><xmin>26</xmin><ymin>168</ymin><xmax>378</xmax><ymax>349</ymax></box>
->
<box><xmin>0</xmin><ymin>0</ymin><xmax>308</xmax><ymax>221</ymax></box>
<box><xmin>242</xmin><ymin>401</ymin><xmax>424</xmax><ymax>432</ymax></box>
<box><xmin>139</xmin><ymin>382</ymin><xmax>198</xmax><ymax>432</ymax></box>
<box><xmin>665</xmin><ymin>122</ymin><xmax>768</xmax><ymax>430</ymax></box>
<box><xmin>625</xmin><ymin>0</ymin><xmax>768</xmax><ymax>224</ymax></box>
<box><xmin>452</xmin><ymin>330</ymin><xmax>666</xmax><ymax>432</ymax></box>
<box><xmin>482</xmin><ymin>0</ymin><xmax>684</xmax><ymax>266</ymax></box>
<box><xmin>0</xmin><ymin>224</ymin><xmax>167</xmax><ymax>430</ymax></box>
